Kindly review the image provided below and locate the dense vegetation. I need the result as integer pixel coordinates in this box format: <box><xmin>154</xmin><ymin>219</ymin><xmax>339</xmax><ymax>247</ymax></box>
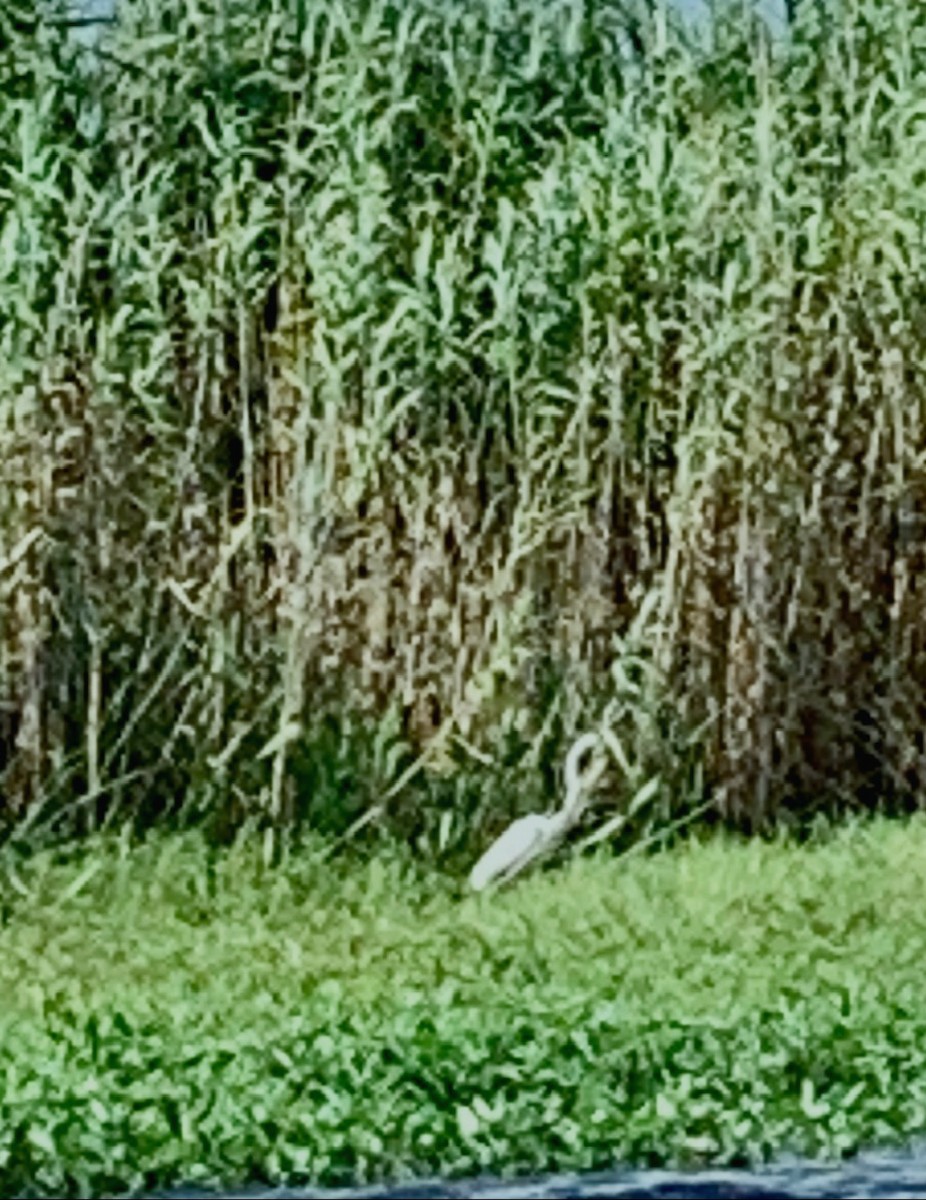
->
<box><xmin>5</xmin><ymin>4</ymin><xmax>926</xmax><ymax>1193</ymax></box>
<box><xmin>4</xmin><ymin>0</ymin><xmax>926</xmax><ymax>861</ymax></box>
<box><xmin>1</xmin><ymin>815</ymin><xmax>925</xmax><ymax>1197</ymax></box>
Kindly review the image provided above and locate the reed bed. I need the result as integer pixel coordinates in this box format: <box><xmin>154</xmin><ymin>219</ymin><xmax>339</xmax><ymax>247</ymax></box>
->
<box><xmin>2</xmin><ymin>0</ymin><xmax>926</xmax><ymax>860</ymax></box>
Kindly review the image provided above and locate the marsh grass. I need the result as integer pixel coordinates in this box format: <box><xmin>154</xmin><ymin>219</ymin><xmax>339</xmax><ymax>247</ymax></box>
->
<box><xmin>2</xmin><ymin>815</ymin><xmax>926</xmax><ymax>1194</ymax></box>
<box><xmin>3</xmin><ymin>0</ymin><xmax>926</xmax><ymax>856</ymax></box>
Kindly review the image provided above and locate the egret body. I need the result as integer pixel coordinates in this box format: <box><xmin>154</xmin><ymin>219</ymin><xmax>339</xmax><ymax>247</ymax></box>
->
<box><xmin>468</xmin><ymin>732</ymin><xmax>604</xmax><ymax>892</ymax></box>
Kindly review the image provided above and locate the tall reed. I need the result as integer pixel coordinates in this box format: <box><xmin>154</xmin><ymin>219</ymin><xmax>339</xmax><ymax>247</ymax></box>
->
<box><xmin>2</xmin><ymin>0</ymin><xmax>925</xmax><ymax>860</ymax></box>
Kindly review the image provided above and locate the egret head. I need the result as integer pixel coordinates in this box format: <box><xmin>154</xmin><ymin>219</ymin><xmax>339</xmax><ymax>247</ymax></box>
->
<box><xmin>562</xmin><ymin>731</ymin><xmax>606</xmax><ymax>819</ymax></box>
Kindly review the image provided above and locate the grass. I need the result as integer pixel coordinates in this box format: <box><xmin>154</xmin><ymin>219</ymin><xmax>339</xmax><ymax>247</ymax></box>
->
<box><xmin>3</xmin><ymin>816</ymin><xmax>926</xmax><ymax>1196</ymax></box>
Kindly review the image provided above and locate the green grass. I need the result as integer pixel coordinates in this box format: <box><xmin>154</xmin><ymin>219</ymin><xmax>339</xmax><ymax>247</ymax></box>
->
<box><xmin>3</xmin><ymin>816</ymin><xmax>926</xmax><ymax>1196</ymax></box>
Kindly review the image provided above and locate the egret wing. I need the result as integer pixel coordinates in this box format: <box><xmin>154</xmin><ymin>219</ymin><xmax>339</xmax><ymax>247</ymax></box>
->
<box><xmin>468</xmin><ymin>814</ymin><xmax>553</xmax><ymax>891</ymax></box>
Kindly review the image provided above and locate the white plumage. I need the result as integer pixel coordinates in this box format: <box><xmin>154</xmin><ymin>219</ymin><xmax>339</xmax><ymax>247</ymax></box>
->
<box><xmin>468</xmin><ymin>732</ymin><xmax>604</xmax><ymax>892</ymax></box>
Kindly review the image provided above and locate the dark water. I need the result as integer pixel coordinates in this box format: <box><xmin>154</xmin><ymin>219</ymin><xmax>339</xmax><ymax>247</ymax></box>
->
<box><xmin>149</xmin><ymin>1144</ymin><xmax>926</xmax><ymax>1200</ymax></box>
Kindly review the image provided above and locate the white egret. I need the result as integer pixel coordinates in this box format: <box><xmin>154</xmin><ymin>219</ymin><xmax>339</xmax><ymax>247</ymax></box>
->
<box><xmin>468</xmin><ymin>732</ymin><xmax>606</xmax><ymax>892</ymax></box>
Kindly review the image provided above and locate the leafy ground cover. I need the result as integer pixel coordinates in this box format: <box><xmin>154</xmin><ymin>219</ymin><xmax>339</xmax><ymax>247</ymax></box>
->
<box><xmin>2</xmin><ymin>816</ymin><xmax>925</xmax><ymax>1197</ymax></box>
